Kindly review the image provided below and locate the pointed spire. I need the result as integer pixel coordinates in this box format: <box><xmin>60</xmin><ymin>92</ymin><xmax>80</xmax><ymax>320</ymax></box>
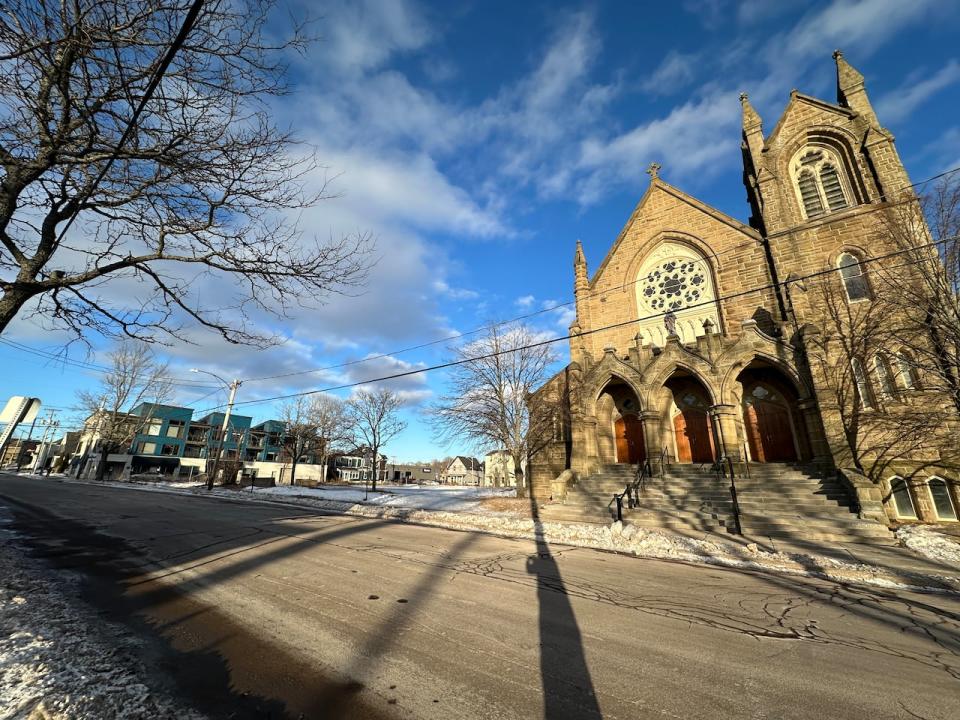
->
<box><xmin>574</xmin><ymin>238</ymin><xmax>586</xmax><ymax>269</ymax></box>
<box><xmin>833</xmin><ymin>49</ymin><xmax>864</xmax><ymax>101</ymax></box>
<box><xmin>833</xmin><ymin>49</ymin><xmax>878</xmax><ymax>125</ymax></box>
<box><xmin>739</xmin><ymin>92</ymin><xmax>762</xmax><ymax>132</ymax></box>
<box><xmin>646</xmin><ymin>162</ymin><xmax>662</xmax><ymax>181</ymax></box>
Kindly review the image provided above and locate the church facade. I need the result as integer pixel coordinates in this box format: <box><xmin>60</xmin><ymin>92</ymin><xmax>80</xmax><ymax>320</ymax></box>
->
<box><xmin>529</xmin><ymin>52</ymin><xmax>960</xmax><ymax>527</ymax></box>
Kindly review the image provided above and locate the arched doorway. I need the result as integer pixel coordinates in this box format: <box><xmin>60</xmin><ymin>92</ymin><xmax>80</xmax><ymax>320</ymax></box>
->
<box><xmin>615</xmin><ymin>414</ymin><xmax>646</xmax><ymax>463</ymax></box>
<box><xmin>665</xmin><ymin>374</ymin><xmax>716</xmax><ymax>464</ymax></box>
<box><xmin>596</xmin><ymin>379</ymin><xmax>646</xmax><ymax>465</ymax></box>
<box><xmin>737</xmin><ymin>364</ymin><xmax>805</xmax><ymax>463</ymax></box>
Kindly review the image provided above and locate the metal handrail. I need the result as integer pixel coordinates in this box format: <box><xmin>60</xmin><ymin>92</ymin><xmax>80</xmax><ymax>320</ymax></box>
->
<box><xmin>611</xmin><ymin>461</ymin><xmax>648</xmax><ymax>522</ymax></box>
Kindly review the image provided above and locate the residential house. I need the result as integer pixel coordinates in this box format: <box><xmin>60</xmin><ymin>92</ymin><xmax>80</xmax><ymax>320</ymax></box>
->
<box><xmin>443</xmin><ymin>456</ymin><xmax>484</xmax><ymax>485</ymax></box>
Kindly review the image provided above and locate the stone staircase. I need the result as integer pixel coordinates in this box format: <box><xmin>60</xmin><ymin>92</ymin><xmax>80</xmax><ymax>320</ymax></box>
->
<box><xmin>540</xmin><ymin>462</ymin><xmax>893</xmax><ymax>543</ymax></box>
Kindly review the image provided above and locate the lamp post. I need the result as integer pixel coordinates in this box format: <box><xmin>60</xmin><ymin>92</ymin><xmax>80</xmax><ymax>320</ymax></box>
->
<box><xmin>191</xmin><ymin>369</ymin><xmax>242</xmax><ymax>491</ymax></box>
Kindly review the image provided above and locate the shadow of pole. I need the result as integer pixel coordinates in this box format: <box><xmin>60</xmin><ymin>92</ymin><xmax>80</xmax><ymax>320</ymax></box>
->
<box><xmin>528</xmin><ymin>492</ymin><xmax>604</xmax><ymax>719</ymax></box>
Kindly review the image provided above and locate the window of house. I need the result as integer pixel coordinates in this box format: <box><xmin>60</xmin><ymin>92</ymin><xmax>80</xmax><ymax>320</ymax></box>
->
<box><xmin>838</xmin><ymin>252</ymin><xmax>870</xmax><ymax>302</ymax></box>
<box><xmin>139</xmin><ymin>441</ymin><xmax>157</xmax><ymax>454</ymax></box>
<box><xmin>165</xmin><ymin>420</ymin><xmax>185</xmax><ymax>439</ymax></box>
<box><xmin>927</xmin><ymin>477</ymin><xmax>958</xmax><ymax>521</ymax></box>
<box><xmin>852</xmin><ymin>359</ymin><xmax>874</xmax><ymax>410</ymax></box>
<box><xmin>792</xmin><ymin>147</ymin><xmax>851</xmax><ymax>220</ymax></box>
<box><xmin>874</xmin><ymin>354</ymin><xmax>898</xmax><ymax>399</ymax></box>
<box><xmin>161</xmin><ymin>443</ymin><xmax>178</xmax><ymax>456</ymax></box>
<box><xmin>145</xmin><ymin>419</ymin><xmax>163</xmax><ymax>436</ymax></box>
<box><xmin>889</xmin><ymin>477</ymin><xmax>917</xmax><ymax>518</ymax></box>
<box><xmin>896</xmin><ymin>351</ymin><xmax>921</xmax><ymax>390</ymax></box>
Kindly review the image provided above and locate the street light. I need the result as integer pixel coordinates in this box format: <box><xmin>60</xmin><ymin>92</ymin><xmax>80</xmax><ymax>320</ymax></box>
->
<box><xmin>190</xmin><ymin>368</ymin><xmax>242</xmax><ymax>491</ymax></box>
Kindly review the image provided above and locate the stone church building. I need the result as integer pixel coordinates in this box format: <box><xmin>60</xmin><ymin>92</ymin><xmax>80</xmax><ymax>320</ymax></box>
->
<box><xmin>530</xmin><ymin>52</ymin><xmax>959</xmax><ymax>534</ymax></box>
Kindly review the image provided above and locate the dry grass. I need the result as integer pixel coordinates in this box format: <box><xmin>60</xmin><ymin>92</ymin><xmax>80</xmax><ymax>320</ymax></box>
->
<box><xmin>478</xmin><ymin>496</ymin><xmax>534</xmax><ymax>517</ymax></box>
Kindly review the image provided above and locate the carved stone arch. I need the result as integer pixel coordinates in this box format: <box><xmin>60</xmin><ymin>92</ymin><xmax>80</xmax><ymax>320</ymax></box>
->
<box><xmin>624</xmin><ymin>230</ymin><xmax>722</xmax><ymax>288</ymax></box>
<box><xmin>719</xmin><ymin>351</ymin><xmax>810</xmax><ymax>407</ymax></box>
<box><xmin>581</xmin><ymin>353</ymin><xmax>646</xmax><ymax>417</ymax></box>
<box><xmin>644</xmin><ymin>352</ymin><xmax>719</xmax><ymax>408</ymax></box>
<box><xmin>717</xmin><ymin>322</ymin><xmax>810</xmax><ymax>405</ymax></box>
<box><xmin>781</xmin><ymin>125</ymin><xmax>870</xmax><ymax>207</ymax></box>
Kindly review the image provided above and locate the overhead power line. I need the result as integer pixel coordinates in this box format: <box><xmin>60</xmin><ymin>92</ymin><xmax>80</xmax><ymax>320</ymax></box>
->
<box><xmin>195</xmin><ymin>233</ymin><xmax>958</xmax><ymax>414</ymax></box>
<box><xmin>240</xmin><ymin>163</ymin><xmax>960</xmax><ymax>384</ymax></box>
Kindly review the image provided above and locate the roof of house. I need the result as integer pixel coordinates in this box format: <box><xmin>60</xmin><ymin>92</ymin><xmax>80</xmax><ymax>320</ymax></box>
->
<box><xmin>448</xmin><ymin>456</ymin><xmax>484</xmax><ymax>471</ymax></box>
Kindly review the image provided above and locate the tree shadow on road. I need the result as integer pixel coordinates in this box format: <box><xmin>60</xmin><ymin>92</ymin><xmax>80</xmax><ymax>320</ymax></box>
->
<box><xmin>528</xmin><ymin>492</ymin><xmax>604</xmax><ymax>719</ymax></box>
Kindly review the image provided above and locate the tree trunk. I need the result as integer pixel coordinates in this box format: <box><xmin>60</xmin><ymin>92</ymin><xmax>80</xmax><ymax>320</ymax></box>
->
<box><xmin>0</xmin><ymin>288</ymin><xmax>36</xmax><ymax>337</ymax></box>
<box><xmin>371</xmin><ymin>445</ymin><xmax>378</xmax><ymax>492</ymax></box>
<box><xmin>513</xmin><ymin>454</ymin><xmax>526</xmax><ymax>498</ymax></box>
<box><xmin>290</xmin><ymin>455</ymin><xmax>299</xmax><ymax>487</ymax></box>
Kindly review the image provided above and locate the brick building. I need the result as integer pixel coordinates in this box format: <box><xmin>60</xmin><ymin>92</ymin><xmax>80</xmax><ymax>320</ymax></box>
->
<box><xmin>529</xmin><ymin>52</ymin><xmax>959</xmax><ymax>532</ymax></box>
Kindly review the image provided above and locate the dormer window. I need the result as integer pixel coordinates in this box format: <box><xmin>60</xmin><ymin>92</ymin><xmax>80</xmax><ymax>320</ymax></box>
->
<box><xmin>792</xmin><ymin>148</ymin><xmax>851</xmax><ymax>219</ymax></box>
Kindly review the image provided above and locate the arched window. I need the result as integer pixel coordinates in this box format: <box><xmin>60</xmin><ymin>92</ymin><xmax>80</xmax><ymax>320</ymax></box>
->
<box><xmin>852</xmin><ymin>358</ymin><xmax>874</xmax><ymax>410</ymax></box>
<box><xmin>838</xmin><ymin>252</ymin><xmax>870</xmax><ymax>302</ymax></box>
<box><xmin>889</xmin><ymin>477</ymin><xmax>917</xmax><ymax>518</ymax></box>
<box><xmin>819</xmin><ymin>164</ymin><xmax>848</xmax><ymax>211</ymax></box>
<box><xmin>792</xmin><ymin>147</ymin><xmax>852</xmax><ymax>220</ymax></box>
<box><xmin>874</xmin><ymin>354</ymin><xmax>898</xmax><ymax>399</ymax></box>
<box><xmin>635</xmin><ymin>242</ymin><xmax>720</xmax><ymax>347</ymax></box>
<box><xmin>927</xmin><ymin>477</ymin><xmax>958</xmax><ymax>521</ymax></box>
<box><xmin>896</xmin><ymin>351</ymin><xmax>921</xmax><ymax>390</ymax></box>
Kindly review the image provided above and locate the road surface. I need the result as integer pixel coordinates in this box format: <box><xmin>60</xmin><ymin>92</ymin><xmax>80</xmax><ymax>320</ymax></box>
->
<box><xmin>1</xmin><ymin>474</ymin><xmax>958</xmax><ymax>719</ymax></box>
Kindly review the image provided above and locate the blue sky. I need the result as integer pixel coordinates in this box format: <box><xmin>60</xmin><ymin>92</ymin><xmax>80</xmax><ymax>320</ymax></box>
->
<box><xmin>2</xmin><ymin>0</ymin><xmax>960</xmax><ymax>460</ymax></box>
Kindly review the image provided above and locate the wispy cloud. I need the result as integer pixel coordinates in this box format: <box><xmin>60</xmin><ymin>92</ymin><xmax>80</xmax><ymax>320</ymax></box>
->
<box><xmin>875</xmin><ymin>60</ymin><xmax>960</xmax><ymax>124</ymax></box>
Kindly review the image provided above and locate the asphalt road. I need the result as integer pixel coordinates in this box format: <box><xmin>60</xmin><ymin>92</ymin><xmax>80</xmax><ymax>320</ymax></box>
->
<box><xmin>1</xmin><ymin>474</ymin><xmax>959</xmax><ymax>720</ymax></box>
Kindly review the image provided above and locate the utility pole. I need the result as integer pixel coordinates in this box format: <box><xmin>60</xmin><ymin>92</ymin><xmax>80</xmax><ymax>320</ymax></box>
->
<box><xmin>189</xmin><ymin>369</ymin><xmax>243</xmax><ymax>491</ymax></box>
<box><xmin>208</xmin><ymin>378</ymin><xmax>241</xmax><ymax>491</ymax></box>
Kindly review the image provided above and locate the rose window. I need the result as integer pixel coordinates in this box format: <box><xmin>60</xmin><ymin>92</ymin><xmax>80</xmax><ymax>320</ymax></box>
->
<box><xmin>641</xmin><ymin>260</ymin><xmax>707</xmax><ymax>311</ymax></box>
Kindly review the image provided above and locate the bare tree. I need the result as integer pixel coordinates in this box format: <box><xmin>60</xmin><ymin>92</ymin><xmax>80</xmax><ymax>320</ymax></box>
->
<box><xmin>278</xmin><ymin>396</ymin><xmax>315</xmax><ymax>487</ymax></box>
<box><xmin>308</xmin><ymin>394</ymin><xmax>351</xmax><ymax>483</ymax></box>
<box><xmin>800</xmin><ymin>266</ymin><xmax>959</xmax><ymax>482</ymax></box>
<box><xmin>0</xmin><ymin>1</ymin><xmax>371</xmax><ymax>346</ymax></box>
<box><xmin>429</xmin><ymin>323</ymin><xmax>559</xmax><ymax>497</ymax></box>
<box><xmin>876</xmin><ymin>174</ymin><xmax>960</xmax><ymax>414</ymax></box>
<box><xmin>75</xmin><ymin>341</ymin><xmax>172</xmax><ymax>480</ymax></box>
<box><xmin>346</xmin><ymin>388</ymin><xmax>406</xmax><ymax>492</ymax></box>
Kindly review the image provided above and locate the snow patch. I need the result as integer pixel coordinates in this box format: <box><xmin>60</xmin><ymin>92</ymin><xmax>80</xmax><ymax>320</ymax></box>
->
<box><xmin>0</xmin><ymin>511</ymin><xmax>205</xmax><ymax>719</ymax></box>
<box><xmin>896</xmin><ymin>525</ymin><xmax>960</xmax><ymax>568</ymax></box>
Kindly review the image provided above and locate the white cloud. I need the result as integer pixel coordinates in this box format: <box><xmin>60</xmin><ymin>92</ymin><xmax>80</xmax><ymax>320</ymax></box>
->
<box><xmin>641</xmin><ymin>52</ymin><xmax>699</xmax><ymax>95</ymax></box>
<box><xmin>875</xmin><ymin>60</ymin><xmax>960</xmax><ymax>124</ymax></box>
<box><xmin>575</xmin><ymin>90</ymin><xmax>739</xmax><ymax>203</ymax></box>
<box><xmin>317</xmin><ymin>0</ymin><xmax>432</xmax><ymax>74</ymax></box>
<box><xmin>779</xmin><ymin>0</ymin><xmax>940</xmax><ymax>62</ymax></box>
<box><xmin>433</xmin><ymin>280</ymin><xmax>479</xmax><ymax>300</ymax></box>
<box><xmin>514</xmin><ymin>294</ymin><xmax>535</xmax><ymax>308</ymax></box>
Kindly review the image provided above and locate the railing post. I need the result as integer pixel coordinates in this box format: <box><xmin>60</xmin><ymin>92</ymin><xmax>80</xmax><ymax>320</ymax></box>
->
<box><xmin>614</xmin><ymin>493</ymin><xmax>623</xmax><ymax>522</ymax></box>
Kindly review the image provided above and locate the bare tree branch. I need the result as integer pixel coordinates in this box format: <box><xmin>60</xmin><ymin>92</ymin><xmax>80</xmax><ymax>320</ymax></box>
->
<box><xmin>0</xmin><ymin>0</ymin><xmax>372</xmax><ymax>347</ymax></box>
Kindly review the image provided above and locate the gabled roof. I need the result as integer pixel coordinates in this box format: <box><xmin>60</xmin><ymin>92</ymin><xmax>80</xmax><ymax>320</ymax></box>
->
<box><xmin>589</xmin><ymin>178</ymin><xmax>760</xmax><ymax>288</ymax></box>
<box><xmin>763</xmin><ymin>90</ymin><xmax>855</xmax><ymax>149</ymax></box>
<box><xmin>448</xmin><ymin>455</ymin><xmax>483</xmax><ymax>470</ymax></box>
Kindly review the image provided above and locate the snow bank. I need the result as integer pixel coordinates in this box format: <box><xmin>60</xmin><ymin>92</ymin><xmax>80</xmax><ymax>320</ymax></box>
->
<box><xmin>0</xmin><ymin>509</ymin><xmax>205</xmax><ymax>720</ymax></box>
<box><xmin>896</xmin><ymin>525</ymin><xmax>960</xmax><ymax>568</ymax></box>
<box><xmin>247</xmin><ymin>484</ymin><xmax>516</xmax><ymax>512</ymax></box>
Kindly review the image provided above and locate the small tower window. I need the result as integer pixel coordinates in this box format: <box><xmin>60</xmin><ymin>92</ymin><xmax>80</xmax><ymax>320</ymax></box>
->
<box><xmin>838</xmin><ymin>252</ymin><xmax>870</xmax><ymax>302</ymax></box>
<box><xmin>852</xmin><ymin>358</ymin><xmax>874</xmax><ymax>410</ymax></box>
<box><xmin>798</xmin><ymin>169</ymin><xmax>824</xmax><ymax>218</ymax></box>
<box><xmin>874</xmin><ymin>354</ymin><xmax>898</xmax><ymax>399</ymax></box>
<box><xmin>791</xmin><ymin>146</ymin><xmax>853</xmax><ymax>220</ymax></box>
<box><xmin>896</xmin><ymin>351</ymin><xmax>921</xmax><ymax>390</ymax></box>
<box><xmin>820</xmin><ymin>164</ymin><xmax>848</xmax><ymax>211</ymax></box>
